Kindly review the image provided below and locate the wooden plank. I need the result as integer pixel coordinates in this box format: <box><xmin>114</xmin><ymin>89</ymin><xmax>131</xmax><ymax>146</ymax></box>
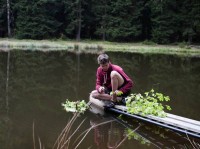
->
<box><xmin>90</xmin><ymin>97</ymin><xmax>200</xmax><ymax>134</ymax></box>
<box><xmin>115</xmin><ymin>105</ymin><xmax>200</xmax><ymax>133</ymax></box>
<box><xmin>167</xmin><ymin>113</ymin><xmax>200</xmax><ymax>126</ymax></box>
<box><xmin>148</xmin><ymin>115</ymin><xmax>200</xmax><ymax>133</ymax></box>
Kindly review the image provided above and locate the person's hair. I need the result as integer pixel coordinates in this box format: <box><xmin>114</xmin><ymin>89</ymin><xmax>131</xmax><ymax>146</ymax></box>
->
<box><xmin>97</xmin><ymin>53</ymin><xmax>109</xmax><ymax>64</ymax></box>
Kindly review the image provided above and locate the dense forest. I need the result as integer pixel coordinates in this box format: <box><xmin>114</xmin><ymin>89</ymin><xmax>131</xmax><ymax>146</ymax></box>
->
<box><xmin>0</xmin><ymin>0</ymin><xmax>200</xmax><ymax>44</ymax></box>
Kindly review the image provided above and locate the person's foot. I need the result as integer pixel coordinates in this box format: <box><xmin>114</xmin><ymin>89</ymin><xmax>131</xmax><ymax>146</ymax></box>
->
<box><xmin>115</xmin><ymin>97</ymin><xmax>126</xmax><ymax>105</ymax></box>
<box><xmin>104</xmin><ymin>102</ymin><xmax>115</xmax><ymax>108</ymax></box>
<box><xmin>121</xmin><ymin>97</ymin><xmax>126</xmax><ymax>106</ymax></box>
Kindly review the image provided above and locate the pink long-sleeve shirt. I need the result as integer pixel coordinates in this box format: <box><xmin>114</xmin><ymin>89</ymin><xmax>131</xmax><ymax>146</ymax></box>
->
<box><xmin>96</xmin><ymin>63</ymin><xmax>133</xmax><ymax>94</ymax></box>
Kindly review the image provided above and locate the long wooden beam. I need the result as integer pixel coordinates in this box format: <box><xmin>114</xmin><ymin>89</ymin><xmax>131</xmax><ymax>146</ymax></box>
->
<box><xmin>89</xmin><ymin>95</ymin><xmax>200</xmax><ymax>138</ymax></box>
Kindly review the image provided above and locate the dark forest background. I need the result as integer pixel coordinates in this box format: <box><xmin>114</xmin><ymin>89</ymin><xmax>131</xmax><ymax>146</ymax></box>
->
<box><xmin>0</xmin><ymin>0</ymin><xmax>200</xmax><ymax>44</ymax></box>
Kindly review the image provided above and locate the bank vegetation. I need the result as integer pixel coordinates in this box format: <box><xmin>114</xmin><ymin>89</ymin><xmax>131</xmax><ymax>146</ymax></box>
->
<box><xmin>0</xmin><ymin>39</ymin><xmax>200</xmax><ymax>57</ymax></box>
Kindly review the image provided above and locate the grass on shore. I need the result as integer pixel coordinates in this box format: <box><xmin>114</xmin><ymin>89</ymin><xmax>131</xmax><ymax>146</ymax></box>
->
<box><xmin>0</xmin><ymin>38</ymin><xmax>200</xmax><ymax>57</ymax></box>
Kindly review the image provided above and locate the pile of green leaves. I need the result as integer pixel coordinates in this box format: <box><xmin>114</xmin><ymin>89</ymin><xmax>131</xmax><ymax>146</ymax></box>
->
<box><xmin>126</xmin><ymin>89</ymin><xmax>171</xmax><ymax>117</ymax></box>
<box><xmin>62</xmin><ymin>99</ymin><xmax>88</xmax><ymax>113</ymax></box>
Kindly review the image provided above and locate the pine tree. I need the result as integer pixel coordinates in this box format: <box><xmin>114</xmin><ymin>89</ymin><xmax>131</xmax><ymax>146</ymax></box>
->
<box><xmin>14</xmin><ymin>0</ymin><xmax>62</xmax><ymax>39</ymax></box>
<box><xmin>63</xmin><ymin>0</ymin><xmax>84</xmax><ymax>41</ymax></box>
<box><xmin>106</xmin><ymin>0</ymin><xmax>136</xmax><ymax>41</ymax></box>
<box><xmin>149</xmin><ymin>0</ymin><xmax>178</xmax><ymax>43</ymax></box>
<box><xmin>92</xmin><ymin>0</ymin><xmax>111</xmax><ymax>40</ymax></box>
<box><xmin>179</xmin><ymin>0</ymin><xmax>200</xmax><ymax>43</ymax></box>
<box><xmin>0</xmin><ymin>0</ymin><xmax>7</xmax><ymax>37</ymax></box>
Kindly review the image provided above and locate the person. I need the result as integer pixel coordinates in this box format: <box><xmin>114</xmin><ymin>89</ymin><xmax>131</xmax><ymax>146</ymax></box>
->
<box><xmin>91</xmin><ymin>53</ymin><xmax>133</xmax><ymax>108</ymax></box>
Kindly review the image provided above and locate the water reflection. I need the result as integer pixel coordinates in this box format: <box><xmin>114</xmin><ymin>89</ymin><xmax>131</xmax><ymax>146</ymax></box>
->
<box><xmin>89</xmin><ymin>104</ymin><xmax>200</xmax><ymax>149</ymax></box>
<box><xmin>90</xmin><ymin>117</ymin><xmax>129</xmax><ymax>149</ymax></box>
<box><xmin>110</xmin><ymin>52</ymin><xmax>200</xmax><ymax>121</ymax></box>
<box><xmin>6</xmin><ymin>51</ymin><xmax>10</xmax><ymax>112</ymax></box>
<box><xmin>0</xmin><ymin>50</ymin><xmax>199</xmax><ymax>148</ymax></box>
<box><xmin>89</xmin><ymin>104</ymin><xmax>149</xmax><ymax>149</ymax></box>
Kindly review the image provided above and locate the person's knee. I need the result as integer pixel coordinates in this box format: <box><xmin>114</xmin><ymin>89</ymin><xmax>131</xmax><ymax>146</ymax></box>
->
<box><xmin>110</xmin><ymin>71</ymin><xmax>119</xmax><ymax>79</ymax></box>
<box><xmin>91</xmin><ymin>90</ymin><xmax>99</xmax><ymax>98</ymax></box>
<box><xmin>110</xmin><ymin>71</ymin><xmax>124</xmax><ymax>86</ymax></box>
<box><xmin>111</xmin><ymin>71</ymin><xmax>123</xmax><ymax>81</ymax></box>
<box><xmin>91</xmin><ymin>90</ymin><xmax>97</xmax><ymax>94</ymax></box>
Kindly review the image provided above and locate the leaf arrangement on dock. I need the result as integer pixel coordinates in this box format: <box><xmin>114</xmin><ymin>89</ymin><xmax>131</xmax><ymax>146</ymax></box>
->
<box><xmin>62</xmin><ymin>89</ymin><xmax>172</xmax><ymax>118</ymax></box>
<box><xmin>126</xmin><ymin>89</ymin><xmax>172</xmax><ymax>117</ymax></box>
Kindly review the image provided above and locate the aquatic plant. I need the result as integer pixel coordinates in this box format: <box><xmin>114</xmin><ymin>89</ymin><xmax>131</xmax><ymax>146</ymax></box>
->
<box><xmin>62</xmin><ymin>99</ymin><xmax>89</xmax><ymax>113</ymax></box>
<box><xmin>62</xmin><ymin>90</ymin><xmax>171</xmax><ymax>118</ymax></box>
<box><xmin>126</xmin><ymin>89</ymin><xmax>172</xmax><ymax>117</ymax></box>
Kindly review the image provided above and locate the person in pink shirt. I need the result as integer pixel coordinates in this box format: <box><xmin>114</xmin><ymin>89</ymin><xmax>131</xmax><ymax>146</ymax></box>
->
<box><xmin>91</xmin><ymin>53</ymin><xmax>133</xmax><ymax>107</ymax></box>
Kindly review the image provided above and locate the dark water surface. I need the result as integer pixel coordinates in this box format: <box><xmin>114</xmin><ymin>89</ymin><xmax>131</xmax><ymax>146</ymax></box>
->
<box><xmin>0</xmin><ymin>50</ymin><xmax>200</xmax><ymax>149</ymax></box>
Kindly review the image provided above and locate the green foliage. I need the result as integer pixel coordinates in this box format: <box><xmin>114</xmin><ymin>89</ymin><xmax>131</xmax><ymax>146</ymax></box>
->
<box><xmin>0</xmin><ymin>0</ymin><xmax>8</xmax><ymax>37</ymax></box>
<box><xmin>1</xmin><ymin>0</ymin><xmax>200</xmax><ymax>43</ymax></box>
<box><xmin>62</xmin><ymin>99</ymin><xmax>89</xmax><ymax>113</ymax></box>
<box><xmin>178</xmin><ymin>42</ymin><xmax>188</xmax><ymax>49</ymax></box>
<box><xmin>126</xmin><ymin>89</ymin><xmax>171</xmax><ymax>117</ymax></box>
<box><xmin>142</xmin><ymin>40</ymin><xmax>156</xmax><ymax>45</ymax></box>
<box><xmin>149</xmin><ymin>0</ymin><xmax>177</xmax><ymax>44</ymax></box>
<box><xmin>14</xmin><ymin>0</ymin><xmax>62</xmax><ymax>39</ymax></box>
<box><xmin>105</xmin><ymin>0</ymin><xmax>142</xmax><ymax>41</ymax></box>
<box><xmin>91</xmin><ymin>0</ymin><xmax>109</xmax><ymax>40</ymax></box>
<box><xmin>61</xmin><ymin>89</ymin><xmax>172</xmax><ymax>117</ymax></box>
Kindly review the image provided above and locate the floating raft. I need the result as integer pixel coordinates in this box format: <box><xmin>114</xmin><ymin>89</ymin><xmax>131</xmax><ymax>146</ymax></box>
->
<box><xmin>89</xmin><ymin>95</ymin><xmax>200</xmax><ymax>138</ymax></box>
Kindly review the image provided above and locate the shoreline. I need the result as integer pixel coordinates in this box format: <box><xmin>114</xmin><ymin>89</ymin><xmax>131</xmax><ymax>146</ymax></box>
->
<box><xmin>0</xmin><ymin>38</ymin><xmax>200</xmax><ymax>57</ymax></box>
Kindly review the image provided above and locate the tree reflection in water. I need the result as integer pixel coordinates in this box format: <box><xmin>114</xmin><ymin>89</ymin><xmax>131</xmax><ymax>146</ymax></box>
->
<box><xmin>0</xmin><ymin>50</ymin><xmax>199</xmax><ymax>148</ymax></box>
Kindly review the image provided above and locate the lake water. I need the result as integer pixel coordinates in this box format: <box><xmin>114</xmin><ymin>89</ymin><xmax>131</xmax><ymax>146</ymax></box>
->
<box><xmin>0</xmin><ymin>50</ymin><xmax>200</xmax><ymax>148</ymax></box>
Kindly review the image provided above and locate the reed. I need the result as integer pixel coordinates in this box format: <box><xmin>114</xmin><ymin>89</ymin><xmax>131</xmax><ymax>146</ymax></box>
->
<box><xmin>32</xmin><ymin>113</ymin><xmax>81</xmax><ymax>149</ymax></box>
<box><xmin>185</xmin><ymin>134</ymin><xmax>200</xmax><ymax>149</ymax></box>
<box><xmin>32</xmin><ymin>113</ymin><xmax>117</xmax><ymax>149</ymax></box>
<box><xmin>32</xmin><ymin>115</ymin><xmax>200</xmax><ymax>149</ymax></box>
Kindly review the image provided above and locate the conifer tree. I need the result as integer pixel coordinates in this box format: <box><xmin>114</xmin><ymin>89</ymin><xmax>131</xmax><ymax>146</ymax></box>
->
<box><xmin>64</xmin><ymin>0</ymin><xmax>84</xmax><ymax>41</ymax></box>
<box><xmin>14</xmin><ymin>0</ymin><xmax>61</xmax><ymax>39</ymax></box>
<box><xmin>0</xmin><ymin>0</ymin><xmax>7</xmax><ymax>37</ymax></box>
<box><xmin>149</xmin><ymin>0</ymin><xmax>178</xmax><ymax>43</ymax></box>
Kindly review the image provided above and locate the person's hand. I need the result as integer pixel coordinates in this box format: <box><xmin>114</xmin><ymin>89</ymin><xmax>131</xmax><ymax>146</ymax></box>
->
<box><xmin>114</xmin><ymin>90</ymin><xmax>123</xmax><ymax>96</ymax></box>
<box><xmin>98</xmin><ymin>86</ymin><xmax>105</xmax><ymax>93</ymax></box>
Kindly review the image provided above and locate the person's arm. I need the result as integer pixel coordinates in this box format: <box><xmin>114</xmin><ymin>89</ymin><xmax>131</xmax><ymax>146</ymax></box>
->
<box><xmin>95</xmin><ymin>68</ymin><xmax>103</xmax><ymax>92</ymax></box>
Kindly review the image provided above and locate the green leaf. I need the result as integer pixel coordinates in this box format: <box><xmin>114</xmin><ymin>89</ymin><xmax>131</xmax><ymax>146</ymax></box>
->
<box><xmin>62</xmin><ymin>99</ymin><xmax>88</xmax><ymax>113</ymax></box>
<box><xmin>126</xmin><ymin>89</ymin><xmax>172</xmax><ymax>117</ymax></box>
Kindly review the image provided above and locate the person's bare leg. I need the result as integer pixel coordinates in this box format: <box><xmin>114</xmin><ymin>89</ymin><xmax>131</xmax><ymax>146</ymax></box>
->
<box><xmin>91</xmin><ymin>90</ymin><xmax>112</xmax><ymax>100</ymax></box>
<box><xmin>110</xmin><ymin>71</ymin><xmax>124</xmax><ymax>101</ymax></box>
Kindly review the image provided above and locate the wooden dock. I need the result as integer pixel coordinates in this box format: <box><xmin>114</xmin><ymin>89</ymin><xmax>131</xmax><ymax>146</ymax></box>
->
<box><xmin>89</xmin><ymin>95</ymin><xmax>200</xmax><ymax>138</ymax></box>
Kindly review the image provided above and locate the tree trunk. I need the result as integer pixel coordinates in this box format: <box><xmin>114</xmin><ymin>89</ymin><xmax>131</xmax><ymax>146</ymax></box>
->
<box><xmin>102</xmin><ymin>5</ymin><xmax>106</xmax><ymax>41</ymax></box>
<box><xmin>6</xmin><ymin>0</ymin><xmax>11</xmax><ymax>37</ymax></box>
<box><xmin>102</xmin><ymin>26</ymin><xmax>105</xmax><ymax>41</ymax></box>
<box><xmin>76</xmin><ymin>0</ymin><xmax>81</xmax><ymax>42</ymax></box>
